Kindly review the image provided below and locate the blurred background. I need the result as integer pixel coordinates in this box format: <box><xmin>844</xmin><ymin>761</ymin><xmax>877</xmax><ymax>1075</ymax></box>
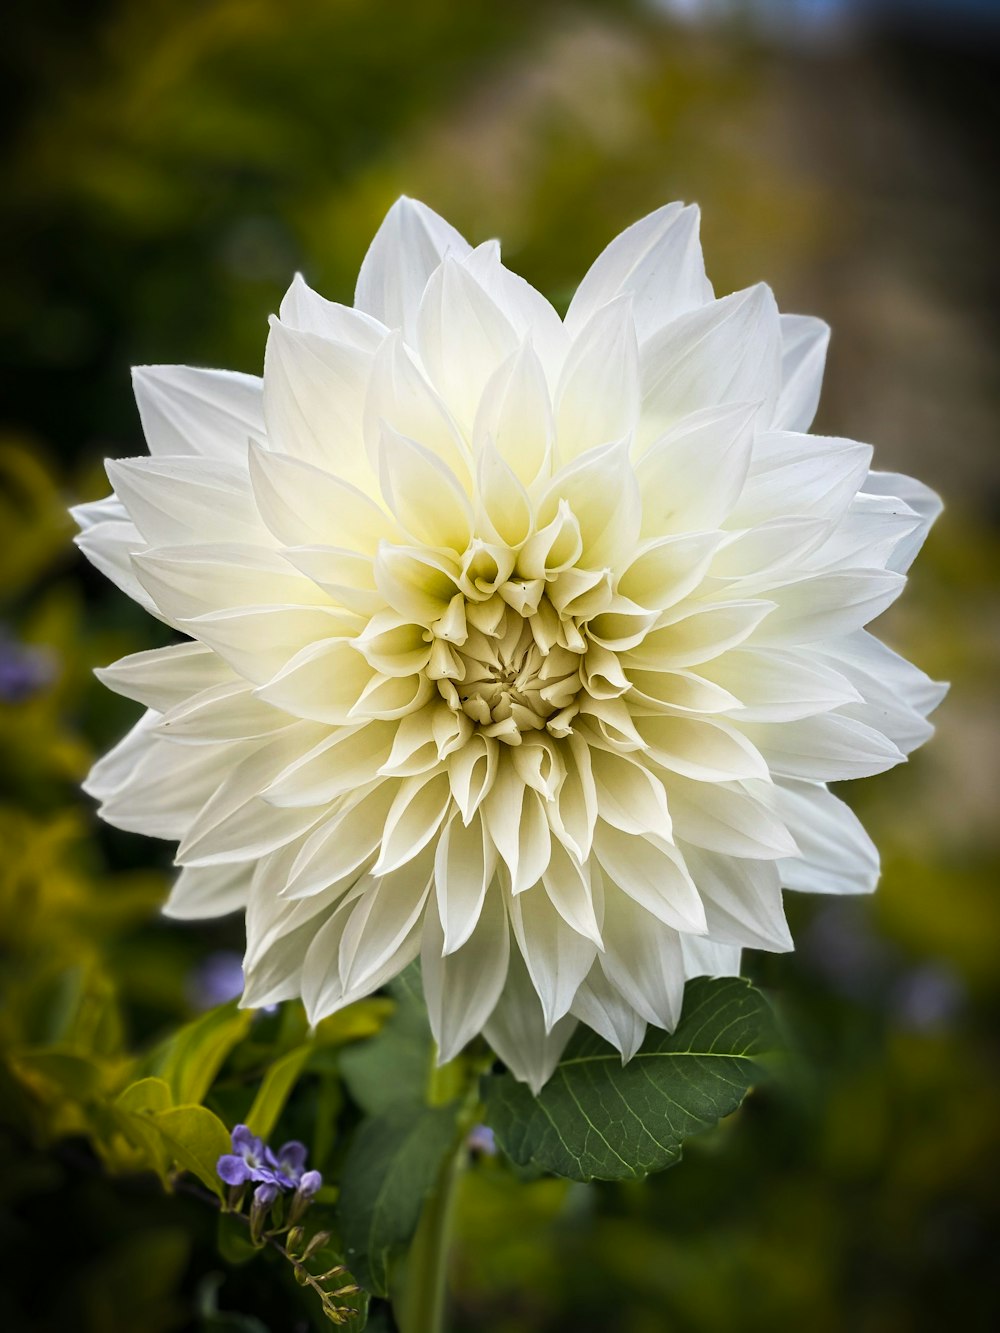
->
<box><xmin>1</xmin><ymin>0</ymin><xmax>998</xmax><ymax>1329</ymax></box>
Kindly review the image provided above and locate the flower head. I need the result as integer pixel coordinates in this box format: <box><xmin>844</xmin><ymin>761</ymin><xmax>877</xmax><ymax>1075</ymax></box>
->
<box><xmin>79</xmin><ymin>197</ymin><xmax>945</xmax><ymax>1092</ymax></box>
<box><xmin>217</xmin><ymin>1124</ymin><xmax>274</xmax><ymax>1188</ymax></box>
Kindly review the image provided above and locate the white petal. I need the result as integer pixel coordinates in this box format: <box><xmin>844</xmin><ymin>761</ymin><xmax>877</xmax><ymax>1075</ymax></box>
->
<box><xmin>417</xmin><ymin>256</ymin><xmax>519</xmax><ymax>436</ymax></box>
<box><xmin>95</xmin><ymin>642</ymin><xmax>233</xmax><ymax>712</ymax></box>
<box><xmin>483</xmin><ymin>947</ymin><xmax>577</xmax><ymax>1094</ymax></box>
<box><xmin>164</xmin><ymin>862</ymin><xmax>251</xmax><ymax>920</ymax></box>
<box><xmin>254</xmin><ymin>637</ymin><xmax>374</xmax><ymax>721</ymax></box>
<box><xmin>133</xmin><ymin>543</ymin><xmax>331</xmax><ymax>623</ymax></box>
<box><xmin>354</xmin><ymin>196</ymin><xmax>471</xmax><ymax>341</ymax></box>
<box><xmin>378</xmin><ymin>424</ymin><xmax>473</xmax><ymax>553</ymax></box>
<box><xmin>541</xmin><ymin>840</ymin><xmax>603</xmax><ymax>946</ymax></box>
<box><xmin>176</xmin><ymin>729</ymin><xmax>327</xmax><ymax>865</ymax></box>
<box><xmin>664</xmin><ymin>776</ymin><xmax>798</xmax><ymax>860</ymax></box>
<box><xmin>339</xmin><ymin>852</ymin><xmax>435</xmax><ymax>991</ymax></box>
<box><xmin>638</xmin><ymin>714</ymin><xmax>770</xmax><ymax>783</ymax></box>
<box><xmin>772</xmin><ymin>313</ymin><xmax>829</xmax><ymax>432</ymax></box>
<box><xmin>283</xmin><ymin>782</ymin><xmax>398</xmax><ymax>899</ymax></box>
<box><xmin>682</xmin><ymin>847</ymin><xmax>792</xmax><ymax>952</ymax></box>
<box><xmin>264</xmin><ymin>721</ymin><xmax>397</xmax><ymax>807</ymax></box>
<box><xmin>99</xmin><ymin>735</ymin><xmax>249</xmax><ymax>841</ymax></box>
<box><xmin>598</xmin><ymin>871</ymin><xmax>685</xmax><ymax>1030</ymax></box>
<box><xmin>279</xmin><ymin>272</ymin><xmax>386</xmax><ymax>346</ymax></box>
<box><xmin>566</xmin><ymin>202</ymin><xmax>712</xmax><ymax>342</ymax></box>
<box><xmin>699</xmin><ymin>647</ymin><xmax>860</xmax><ymax>722</ymax></box>
<box><xmin>589</xmin><ymin>749</ymin><xmax>671</xmax><ymax>838</ymax></box>
<box><xmin>249</xmin><ymin>442</ymin><xmax>396</xmax><ymax>552</ymax></box>
<box><xmin>473</xmin><ymin>341</ymin><xmax>553</xmax><ymax>489</ymax></box>
<box><xmin>770</xmin><ymin>779</ymin><xmax>879</xmax><ymax>895</ymax></box>
<box><xmin>75</xmin><ymin>517</ymin><xmax>159</xmax><ymax>618</ymax></box>
<box><xmin>861</xmin><ymin>470</ymin><xmax>943</xmax><ymax>573</ymax></box>
<box><xmin>107</xmin><ymin>455</ymin><xmax>267</xmax><ymax>548</ymax></box>
<box><xmin>182</xmin><ymin>606</ymin><xmax>360</xmax><ymax>684</ymax></box>
<box><xmin>434</xmin><ymin>812</ymin><xmax>497</xmax><ymax>954</ymax></box>
<box><xmin>362</xmin><ymin>330</ymin><xmax>470</xmax><ymax>484</ymax></box>
<box><xmin>262</xmin><ymin>316</ymin><xmax>373</xmax><ymax>487</ymax></box>
<box><xmin>155</xmin><ymin>680</ymin><xmax>290</xmax><ymax>745</ymax></box>
<box><xmin>509</xmin><ymin>882</ymin><xmax>597</xmax><ymax>1029</ymax></box>
<box><xmin>461</xmin><ymin>240</ymin><xmax>568</xmax><ymax>381</ymax></box>
<box><xmin>537</xmin><ymin>440</ymin><xmax>641</xmax><ymax>569</ymax></box>
<box><xmin>626</xmin><ymin>599</ymin><xmax>775</xmax><ymax>671</ymax></box>
<box><xmin>593</xmin><ymin>822</ymin><xmax>706</xmax><ymax>933</ymax></box>
<box><xmin>639</xmin><ymin>285</ymin><xmax>781</xmax><ymax>444</ymax></box>
<box><xmin>570</xmin><ymin>965</ymin><xmax>647</xmax><ymax>1060</ymax></box>
<box><xmin>680</xmin><ymin>937</ymin><xmax>743</xmax><ymax>980</ymax></box>
<box><xmin>751</xmin><ymin>568</ymin><xmax>905</xmax><ymax>645</ymax></box>
<box><xmin>741</xmin><ymin>712</ymin><xmax>904</xmax><ymax>781</ymax></box>
<box><xmin>636</xmin><ymin>402</ymin><xmax>757</xmax><ymax>534</ymax></box>
<box><xmin>732</xmin><ymin>431</ymin><xmax>871</xmax><ymax>526</ymax></box>
<box><xmin>556</xmin><ymin>296</ymin><xmax>640</xmax><ymax>460</ymax></box>
<box><xmin>422</xmin><ymin>885</ymin><xmax>509</xmax><ymax>1062</ymax></box>
<box><xmin>131</xmin><ymin>365</ymin><xmax>263</xmax><ymax>459</ymax></box>
<box><xmin>373</xmin><ymin>771</ymin><xmax>453</xmax><ymax>875</ymax></box>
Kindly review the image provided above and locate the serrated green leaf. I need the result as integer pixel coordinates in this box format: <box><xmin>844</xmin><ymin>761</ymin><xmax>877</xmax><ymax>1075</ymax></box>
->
<box><xmin>243</xmin><ymin>1044</ymin><xmax>312</xmax><ymax>1141</ymax></box>
<box><xmin>339</xmin><ymin>968</ymin><xmax>431</xmax><ymax>1114</ymax></box>
<box><xmin>145</xmin><ymin>1002</ymin><xmax>253</xmax><ymax>1106</ymax></box>
<box><xmin>338</xmin><ymin>1105</ymin><xmax>460</xmax><ymax>1296</ymax></box>
<box><xmin>482</xmin><ymin>977</ymin><xmax>778</xmax><ymax>1182</ymax></box>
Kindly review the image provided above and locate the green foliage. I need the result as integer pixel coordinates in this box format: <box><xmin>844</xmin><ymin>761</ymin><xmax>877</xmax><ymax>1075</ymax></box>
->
<box><xmin>145</xmin><ymin>1001</ymin><xmax>254</xmax><ymax>1106</ymax></box>
<box><xmin>483</xmin><ymin>978</ymin><xmax>778</xmax><ymax>1182</ymax></box>
<box><xmin>338</xmin><ymin>1106</ymin><xmax>463</xmax><ymax>1298</ymax></box>
<box><xmin>339</xmin><ymin>967</ymin><xmax>432</xmax><ymax>1115</ymax></box>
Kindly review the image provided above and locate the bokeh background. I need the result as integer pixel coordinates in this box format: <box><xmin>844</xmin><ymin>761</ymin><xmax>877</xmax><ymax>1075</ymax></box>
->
<box><xmin>2</xmin><ymin>1</ymin><xmax>998</xmax><ymax>1329</ymax></box>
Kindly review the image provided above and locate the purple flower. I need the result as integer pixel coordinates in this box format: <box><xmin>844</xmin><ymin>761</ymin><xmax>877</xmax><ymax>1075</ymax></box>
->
<box><xmin>187</xmin><ymin>950</ymin><xmax>245</xmax><ymax>1010</ymax></box>
<box><xmin>0</xmin><ymin>629</ymin><xmax>54</xmax><ymax>704</ymax></box>
<box><xmin>467</xmin><ymin>1124</ymin><xmax>497</xmax><ymax>1156</ymax></box>
<box><xmin>253</xmin><ymin>1181</ymin><xmax>280</xmax><ymax>1208</ymax></box>
<box><xmin>268</xmin><ymin>1139</ymin><xmax>309</xmax><ymax>1189</ymax></box>
<box><xmin>217</xmin><ymin>1125</ymin><xmax>276</xmax><ymax>1187</ymax></box>
<box><xmin>298</xmin><ymin>1169</ymin><xmax>323</xmax><ymax>1198</ymax></box>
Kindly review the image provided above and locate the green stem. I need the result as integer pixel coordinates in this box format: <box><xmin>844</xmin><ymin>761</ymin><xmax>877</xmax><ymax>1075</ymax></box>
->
<box><xmin>397</xmin><ymin>1140</ymin><xmax>465</xmax><ymax>1333</ymax></box>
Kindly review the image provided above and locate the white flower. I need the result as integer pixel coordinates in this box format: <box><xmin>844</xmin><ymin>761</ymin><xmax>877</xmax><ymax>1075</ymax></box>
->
<box><xmin>76</xmin><ymin>197</ymin><xmax>945</xmax><ymax>1091</ymax></box>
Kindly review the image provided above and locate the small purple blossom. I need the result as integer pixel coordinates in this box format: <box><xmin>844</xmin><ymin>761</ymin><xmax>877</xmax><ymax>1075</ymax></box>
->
<box><xmin>298</xmin><ymin>1169</ymin><xmax>323</xmax><ymax>1198</ymax></box>
<box><xmin>217</xmin><ymin>1124</ymin><xmax>276</xmax><ymax>1187</ymax></box>
<box><xmin>253</xmin><ymin>1181</ymin><xmax>280</xmax><ymax>1208</ymax></box>
<box><xmin>187</xmin><ymin>950</ymin><xmax>245</xmax><ymax>1010</ymax></box>
<box><xmin>217</xmin><ymin>1125</ymin><xmax>321</xmax><ymax>1197</ymax></box>
<box><xmin>467</xmin><ymin>1124</ymin><xmax>496</xmax><ymax>1156</ymax></box>
<box><xmin>270</xmin><ymin>1140</ymin><xmax>309</xmax><ymax>1189</ymax></box>
<box><xmin>0</xmin><ymin>629</ymin><xmax>54</xmax><ymax>704</ymax></box>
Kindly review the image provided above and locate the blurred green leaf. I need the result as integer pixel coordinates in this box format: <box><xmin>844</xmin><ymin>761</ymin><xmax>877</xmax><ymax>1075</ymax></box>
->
<box><xmin>338</xmin><ymin>1105</ymin><xmax>461</xmax><ymax>1297</ymax></box>
<box><xmin>148</xmin><ymin>1103</ymin><xmax>233</xmax><ymax>1197</ymax></box>
<box><xmin>146</xmin><ymin>1001</ymin><xmax>253</xmax><ymax>1106</ymax></box>
<box><xmin>116</xmin><ymin>1075</ymin><xmax>174</xmax><ymax>1113</ymax></box>
<box><xmin>339</xmin><ymin>967</ymin><xmax>431</xmax><ymax>1114</ymax></box>
<box><xmin>483</xmin><ymin>977</ymin><xmax>778</xmax><ymax>1182</ymax></box>
<box><xmin>244</xmin><ymin>1044</ymin><xmax>311</xmax><ymax>1142</ymax></box>
<box><xmin>215</xmin><ymin>1214</ymin><xmax>259</xmax><ymax>1269</ymax></box>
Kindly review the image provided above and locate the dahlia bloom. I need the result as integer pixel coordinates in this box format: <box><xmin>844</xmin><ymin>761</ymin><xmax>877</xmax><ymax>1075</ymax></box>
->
<box><xmin>77</xmin><ymin>198</ymin><xmax>944</xmax><ymax>1091</ymax></box>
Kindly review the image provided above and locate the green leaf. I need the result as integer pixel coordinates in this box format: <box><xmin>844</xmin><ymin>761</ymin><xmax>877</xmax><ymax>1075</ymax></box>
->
<box><xmin>116</xmin><ymin>1076</ymin><xmax>174</xmax><ymax>1113</ymax></box>
<box><xmin>145</xmin><ymin>1001</ymin><xmax>253</xmax><ymax>1106</ymax></box>
<box><xmin>215</xmin><ymin>1212</ymin><xmax>259</xmax><ymax>1268</ymax></box>
<box><xmin>148</xmin><ymin>1104</ymin><xmax>234</xmax><ymax>1196</ymax></box>
<box><xmin>339</xmin><ymin>968</ymin><xmax>432</xmax><ymax>1114</ymax></box>
<box><xmin>337</xmin><ymin>1105</ymin><xmax>460</xmax><ymax>1296</ymax></box>
<box><xmin>243</xmin><ymin>1044</ymin><xmax>312</xmax><ymax>1141</ymax></box>
<box><xmin>482</xmin><ymin>976</ymin><xmax>778</xmax><ymax>1182</ymax></box>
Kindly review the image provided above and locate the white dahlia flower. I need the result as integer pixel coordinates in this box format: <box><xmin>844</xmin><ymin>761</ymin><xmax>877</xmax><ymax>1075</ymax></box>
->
<box><xmin>77</xmin><ymin>198</ymin><xmax>944</xmax><ymax>1091</ymax></box>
